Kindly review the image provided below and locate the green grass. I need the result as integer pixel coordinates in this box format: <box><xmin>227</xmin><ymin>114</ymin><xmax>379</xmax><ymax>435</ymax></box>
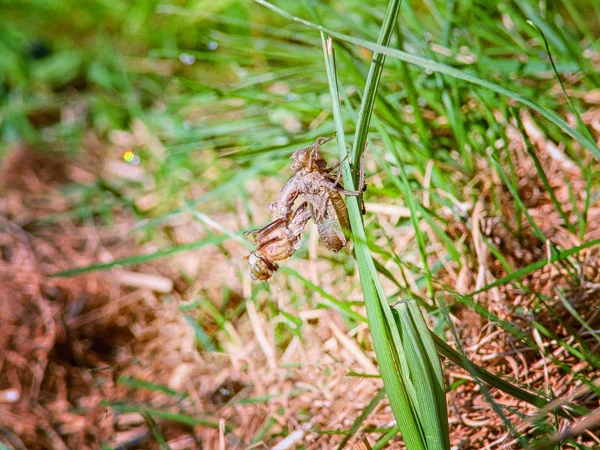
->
<box><xmin>3</xmin><ymin>0</ymin><xmax>600</xmax><ymax>448</ymax></box>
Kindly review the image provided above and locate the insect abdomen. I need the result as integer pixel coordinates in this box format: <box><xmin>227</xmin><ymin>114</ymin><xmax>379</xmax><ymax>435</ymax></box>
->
<box><xmin>315</xmin><ymin>192</ymin><xmax>350</xmax><ymax>252</ymax></box>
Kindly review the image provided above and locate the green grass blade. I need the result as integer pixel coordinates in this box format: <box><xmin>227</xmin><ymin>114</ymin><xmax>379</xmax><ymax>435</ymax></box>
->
<box><xmin>375</xmin><ymin>120</ymin><xmax>434</xmax><ymax>299</ymax></box>
<box><xmin>469</xmin><ymin>237</ymin><xmax>600</xmax><ymax>296</ymax></box>
<box><xmin>395</xmin><ymin>26</ymin><xmax>430</xmax><ymax>152</ymax></box>
<box><xmin>51</xmin><ymin>235</ymin><xmax>229</xmax><ymax>277</ymax></box>
<box><xmin>529</xmin><ymin>21</ymin><xmax>595</xmax><ymax>144</ymax></box>
<box><xmin>108</xmin><ymin>403</ymin><xmax>223</xmax><ymax>430</ymax></box>
<box><xmin>336</xmin><ymin>388</ymin><xmax>386</xmax><ymax>450</ymax></box>
<box><xmin>511</xmin><ymin>110</ymin><xmax>574</xmax><ymax>233</ymax></box>
<box><xmin>488</xmin><ymin>153</ymin><xmax>547</xmax><ymax>243</ymax></box>
<box><xmin>373</xmin><ymin>426</ymin><xmax>401</xmax><ymax>450</ymax></box>
<box><xmin>142</xmin><ymin>412</ymin><xmax>171</xmax><ymax>450</ymax></box>
<box><xmin>118</xmin><ymin>376</ymin><xmax>188</xmax><ymax>399</ymax></box>
<box><xmin>431</xmin><ymin>333</ymin><xmax>576</xmax><ymax>418</ymax></box>
<box><xmin>404</xmin><ymin>302</ymin><xmax>447</xmax><ymax>431</ymax></box>
<box><xmin>322</xmin><ymin>33</ymin><xmax>425</xmax><ymax>450</ymax></box>
<box><xmin>183</xmin><ymin>313</ymin><xmax>217</xmax><ymax>352</ymax></box>
<box><xmin>283</xmin><ymin>267</ymin><xmax>368</xmax><ymax>324</ymax></box>
<box><xmin>349</xmin><ymin>0</ymin><xmax>403</xmax><ymax>170</ymax></box>
<box><xmin>556</xmin><ymin>290</ymin><xmax>600</xmax><ymax>346</ymax></box>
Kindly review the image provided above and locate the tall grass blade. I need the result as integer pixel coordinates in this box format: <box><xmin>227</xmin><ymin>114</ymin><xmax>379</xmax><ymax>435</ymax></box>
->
<box><xmin>469</xmin><ymin>237</ymin><xmax>600</xmax><ymax>296</ymax></box>
<box><xmin>556</xmin><ymin>290</ymin><xmax>600</xmax><ymax>346</ymax></box>
<box><xmin>375</xmin><ymin>121</ymin><xmax>435</xmax><ymax>299</ymax></box>
<box><xmin>142</xmin><ymin>413</ymin><xmax>170</xmax><ymax>450</ymax></box>
<box><xmin>321</xmin><ymin>33</ymin><xmax>426</xmax><ymax>450</ymax></box>
<box><xmin>350</xmin><ymin>0</ymin><xmax>403</xmax><ymax>170</ymax></box>
<box><xmin>511</xmin><ymin>110</ymin><xmax>574</xmax><ymax>233</ymax></box>
<box><xmin>51</xmin><ymin>235</ymin><xmax>229</xmax><ymax>277</ymax></box>
<box><xmin>529</xmin><ymin>22</ymin><xmax>595</xmax><ymax>143</ymax></box>
<box><xmin>108</xmin><ymin>403</ymin><xmax>223</xmax><ymax>430</ymax></box>
<box><xmin>431</xmin><ymin>333</ymin><xmax>576</xmax><ymax>418</ymax></box>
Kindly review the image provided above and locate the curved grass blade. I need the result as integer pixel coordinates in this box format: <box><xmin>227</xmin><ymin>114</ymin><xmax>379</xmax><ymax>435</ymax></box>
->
<box><xmin>51</xmin><ymin>235</ymin><xmax>228</xmax><ymax>277</ymax></box>
<box><xmin>556</xmin><ymin>290</ymin><xmax>600</xmax><ymax>346</ymax></box>
<box><xmin>469</xmin><ymin>237</ymin><xmax>600</xmax><ymax>296</ymax></box>
<box><xmin>107</xmin><ymin>403</ymin><xmax>224</xmax><ymax>430</ymax></box>
<box><xmin>431</xmin><ymin>333</ymin><xmax>577</xmax><ymax>419</ymax></box>
<box><xmin>511</xmin><ymin>110</ymin><xmax>574</xmax><ymax>234</ymax></box>
<box><xmin>528</xmin><ymin>21</ymin><xmax>595</xmax><ymax>143</ymax></box>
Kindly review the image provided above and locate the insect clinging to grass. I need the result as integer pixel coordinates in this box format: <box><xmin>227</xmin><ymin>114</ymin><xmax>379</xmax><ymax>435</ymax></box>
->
<box><xmin>246</xmin><ymin>136</ymin><xmax>366</xmax><ymax>280</ymax></box>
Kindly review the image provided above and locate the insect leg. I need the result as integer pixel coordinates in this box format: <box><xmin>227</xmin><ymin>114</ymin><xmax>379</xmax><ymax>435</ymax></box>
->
<box><xmin>355</xmin><ymin>150</ymin><xmax>367</xmax><ymax>214</ymax></box>
<box><xmin>326</xmin><ymin>178</ymin><xmax>367</xmax><ymax>212</ymax></box>
<box><xmin>331</xmin><ymin>160</ymin><xmax>347</xmax><ymax>186</ymax></box>
<box><xmin>308</xmin><ymin>135</ymin><xmax>336</xmax><ymax>168</ymax></box>
<box><xmin>314</xmin><ymin>134</ymin><xmax>336</xmax><ymax>147</ymax></box>
<box><xmin>324</xmin><ymin>153</ymin><xmax>348</xmax><ymax>174</ymax></box>
<box><xmin>328</xmin><ymin>181</ymin><xmax>363</xmax><ymax>196</ymax></box>
<box><xmin>324</xmin><ymin>147</ymin><xmax>367</xmax><ymax>196</ymax></box>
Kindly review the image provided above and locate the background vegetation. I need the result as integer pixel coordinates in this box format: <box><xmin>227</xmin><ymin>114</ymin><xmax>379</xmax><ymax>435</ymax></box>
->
<box><xmin>1</xmin><ymin>0</ymin><xmax>599</xmax><ymax>448</ymax></box>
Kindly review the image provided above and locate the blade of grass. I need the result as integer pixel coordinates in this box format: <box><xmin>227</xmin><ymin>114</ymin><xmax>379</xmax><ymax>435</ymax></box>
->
<box><xmin>532</xmin><ymin>321</ymin><xmax>600</xmax><ymax>371</ymax></box>
<box><xmin>488</xmin><ymin>152</ymin><xmax>547</xmax><ymax>243</ymax></box>
<box><xmin>322</xmin><ymin>33</ymin><xmax>426</xmax><ymax>449</ymax></box>
<box><xmin>469</xmin><ymin>237</ymin><xmax>600</xmax><ymax>296</ymax></box>
<box><xmin>372</xmin><ymin>426</ymin><xmax>401</xmax><ymax>450</ymax></box>
<box><xmin>528</xmin><ymin>21</ymin><xmax>595</xmax><ymax>143</ymax></box>
<box><xmin>393</xmin><ymin>299</ymin><xmax>450</xmax><ymax>449</ymax></box>
<box><xmin>395</xmin><ymin>25</ymin><xmax>430</xmax><ymax>153</ymax></box>
<box><xmin>118</xmin><ymin>376</ymin><xmax>188</xmax><ymax>399</ymax></box>
<box><xmin>579</xmin><ymin>167</ymin><xmax>593</xmax><ymax>240</ymax></box>
<box><xmin>431</xmin><ymin>333</ymin><xmax>576</xmax><ymax>418</ymax></box>
<box><xmin>349</xmin><ymin>0</ymin><xmax>403</xmax><ymax>171</ymax></box>
<box><xmin>336</xmin><ymin>388</ymin><xmax>386</xmax><ymax>450</ymax></box>
<box><xmin>142</xmin><ymin>413</ymin><xmax>171</xmax><ymax>450</ymax></box>
<box><xmin>183</xmin><ymin>313</ymin><xmax>217</xmax><ymax>352</ymax></box>
<box><xmin>369</xmin><ymin>139</ymin><xmax>461</xmax><ymax>266</ymax></box>
<box><xmin>556</xmin><ymin>290</ymin><xmax>600</xmax><ymax>346</ymax></box>
<box><xmin>436</xmin><ymin>299</ymin><xmax>530</xmax><ymax>447</ymax></box>
<box><xmin>107</xmin><ymin>403</ymin><xmax>224</xmax><ymax>430</ymax></box>
<box><xmin>375</xmin><ymin>119</ymin><xmax>435</xmax><ymax>300</ymax></box>
<box><xmin>51</xmin><ymin>235</ymin><xmax>229</xmax><ymax>277</ymax></box>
